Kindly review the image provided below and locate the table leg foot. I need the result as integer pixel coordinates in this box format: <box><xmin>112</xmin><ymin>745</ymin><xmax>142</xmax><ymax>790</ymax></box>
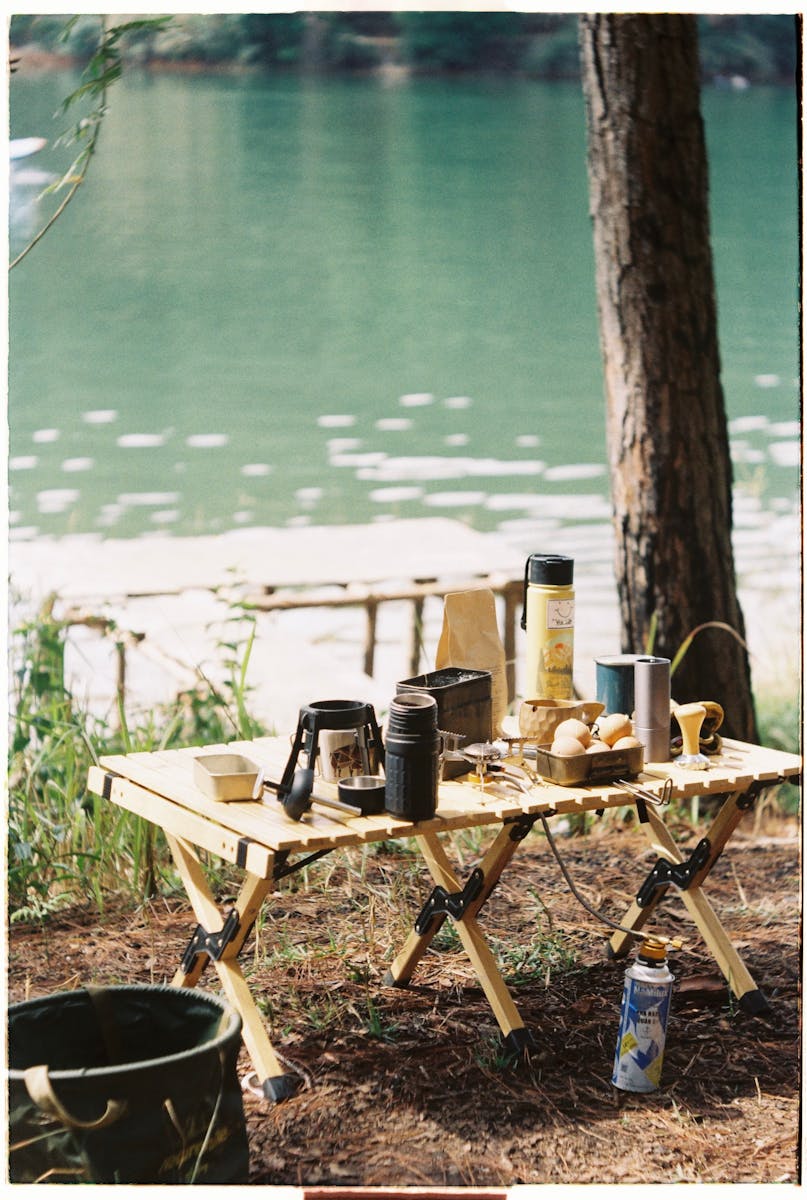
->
<box><xmin>503</xmin><ymin>1027</ymin><xmax>536</xmax><ymax>1060</ymax></box>
<box><xmin>738</xmin><ymin>988</ymin><xmax>771</xmax><ymax>1016</ymax></box>
<box><xmin>262</xmin><ymin>1073</ymin><xmax>299</xmax><ymax>1102</ymax></box>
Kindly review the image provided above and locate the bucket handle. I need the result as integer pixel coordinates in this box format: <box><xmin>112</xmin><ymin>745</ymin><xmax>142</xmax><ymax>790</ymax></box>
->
<box><xmin>23</xmin><ymin>1064</ymin><xmax>127</xmax><ymax>1132</ymax></box>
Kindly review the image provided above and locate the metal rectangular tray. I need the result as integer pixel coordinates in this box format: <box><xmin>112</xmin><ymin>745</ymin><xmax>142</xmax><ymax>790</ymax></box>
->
<box><xmin>193</xmin><ymin>753</ymin><xmax>260</xmax><ymax>802</ymax></box>
<box><xmin>532</xmin><ymin>742</ymin><xmax>644</xmax><ymax>787</ymax></box>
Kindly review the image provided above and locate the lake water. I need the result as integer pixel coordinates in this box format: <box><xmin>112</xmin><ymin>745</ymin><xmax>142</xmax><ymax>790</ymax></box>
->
<box><xmin>8</xmin><ymin>71</ymin><xmax>800</xmax><ymax>543</ymax></box>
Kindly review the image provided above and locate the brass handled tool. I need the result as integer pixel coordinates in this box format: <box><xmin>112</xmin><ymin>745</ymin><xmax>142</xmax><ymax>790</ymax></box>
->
<box><xmin>673</xmin><ymin>703</ymin><xmax>710</xmax><ymax>769</ymax></box>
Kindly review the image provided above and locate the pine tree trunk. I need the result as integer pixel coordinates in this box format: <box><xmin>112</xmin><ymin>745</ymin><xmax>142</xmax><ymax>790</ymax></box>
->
<box><xmin>579</xmin><ymin>13</ymin><xmax>757</xmax><ymax>741</ymax></box>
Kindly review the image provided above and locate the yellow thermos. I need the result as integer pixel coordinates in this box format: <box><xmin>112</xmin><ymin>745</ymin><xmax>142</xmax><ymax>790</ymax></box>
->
<box><xmin>521</xmin><ymin>554</ymin><xmax>575</xmax><ymax>700</ymax></box>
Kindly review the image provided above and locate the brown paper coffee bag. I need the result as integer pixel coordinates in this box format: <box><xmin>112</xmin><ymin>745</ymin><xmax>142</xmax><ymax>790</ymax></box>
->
<box><xmin>435</xmin><ymin>588</ymin><xmax>508</xmax><ymax>734</ymax></box>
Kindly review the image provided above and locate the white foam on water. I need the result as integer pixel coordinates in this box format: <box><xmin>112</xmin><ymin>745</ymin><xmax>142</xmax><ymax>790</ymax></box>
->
<box><xmin>317</xmin><ymin>414</ymin><xmax>356</xmax><ymax>428</ymax></box>
<box><xmin>358</xmin><ymin>456</ymin><xmax>546</xmax><ymax>482</ymax></box>
<box><xmin>368</xmin><ymin>486</ymin><xmax>423</xmax><ymax>503</ymax></box>
<box><xmin>32</xmin><ymin>429</ymin><xmax>60</xmax><ymax>444</ymax></box>
<box><xmin>754</xmin><ymin>373</ymin><xmax>781</xmax><ymax>388</ymax></box>
<box><xmin>729</xmin><ymin>415</ymin><xmax>769</xmax><ymax>433</ymax></box>
<box><xmin>232</xmin><ymin>511</ymin><xmax>254</xmax><ymax>524</ymax></box>
<box><xmin>444</xmin><ymin>396</ymin><xmax>472</xmax><ymax>409</ymax></box>
<box><xmin>82</xmin><ymin>410</ymin><xmax>118</xmax><ymax>424</ymax></box>
<box><xmin>484</xmin><ymin>493</ymin><xmax>544</xmax><ymax>511</ymax></box>
<box><xmin>9</xmin><ymin>456</ymin><xmax>38</xmax><ymax>470</ymax></box>
<box><xmin>327</xmin><ymin>437</ymin><xmax>362</xmax><ymax>452</ymax></box>
<box><xmin>543</xmin><ymin>463</ymin><xmax>606</xmax><ymax>482</ymax></box>
<box><xmin>357</xmin><ymin>457</ymin><xmax>457</xmax><ymax>482</ymax></box>
<box><xmin>470</xmin><ymin>459</ymin><xmax>545</xmax><ymax>477</ymax></box>
<box><xmin>9</xmin><ymin>526</ymin><xmax>39</xmax><ymax>540</ymax></box>
<box><xmin>96</xmin><ymin>503</ymin><xmax>124</xmax><ymax>526</ymax></box>
<box><xmin>186</xmin><ymin>434</ymin><xmax>229</xmax><ymax>448</ymax></box>
<box><xmin>515</xmin><ymin>434</ymin><xmax>540</xmax><ymax>448</ymax></box>
<box><xmin>494</xmin><ymin>517</ymin><xmax>561</xmax><ymax>537</ymax></box>
<box><xmin>241</xmin><ymin>463</ymin><xmax>273</xmax><ymax>477</ymax></box>
<box><xmin>117</xmin><ymin>433</ymin><xmax>166</xmax><ymax>449</ymax></box>
<box><xmin>150</xmin><ymin>510</ymin><xmax>180</xmax><ymax>525</ymax></box>
<box><xmin>295</xmin><ymin>487</ymin><xmax>323</xmax><ymax>504</ymax></box>
<box><xmin>329</xmin><ymin>452</ymin><xmax>388</xmax><ymax>468</ymax></box>
<box><xmin>61</xmin><ymin>458</ymin><xmax>94</xmax><ymax>472</ymax></box>
<box><xmin>730</xmin><ymin>441</ymin><xmax>766</xmax><ymax>464</ymax></box>
<box><xmin>485</xmin><ymin>492</ymin><xmax>611</xmax><ymax>519</ymax></box>
<box><xmin>375</xmin><ymin>418</ymin><xmax>413</xmax><ymax>432</ymax></box>
<box><xmin>768</xmin><ymin>441</ymin><xmax>800</xmax><ymax>467</ymax></box>
<box><xmin>399</xmin><ymin>392</ymin><xmax>434</xmax><ymax>407</ymax></box>
<box><xmin>286</xmin><ymin>514</ymin><xmax>312</xmax><ymax>527</ymax></box>
<box><xmin>768</xmin><ymin>421</ymin><xmax>800</xmax><ymax>437</ymax></box>
<box><xmin>9</xmin><ymin>511</ymin><xmax>20</xmax><ymax>524</ymax></box>
<box><xmin>37</xmin><ymin>488</ymin><xmax>79</xmax><ymax>513</ymax></box>
<box><xmin>422</xmin><ymin>491</ymin><xmax>486</xmax><ymax>507</ymax></box>
<box><xmin>444</xmin><ymin>434</ymin><xmax>469</xmax><ymax>447</ymax></box>
<box><xmin>117</xmin><ymin>492</ymin><xmax>181</xmax><ymax>506</ymax></box>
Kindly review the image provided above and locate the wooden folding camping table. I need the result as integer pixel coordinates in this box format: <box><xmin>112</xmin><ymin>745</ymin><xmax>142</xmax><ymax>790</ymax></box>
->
<box><xmin>87</xmin><ymin>736</ymin><xmax>800</xmax><ymax>1101</ymax></box>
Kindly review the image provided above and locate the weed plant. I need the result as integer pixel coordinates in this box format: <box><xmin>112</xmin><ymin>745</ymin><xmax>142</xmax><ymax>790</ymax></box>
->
<box><xmin>7</xmin><ymin>600</ymin><xmax>268</xmax><ymax>922</ymax></box>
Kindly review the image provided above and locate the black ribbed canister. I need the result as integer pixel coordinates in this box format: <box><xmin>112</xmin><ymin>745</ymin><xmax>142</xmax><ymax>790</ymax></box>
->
<box><xmin>384</xmin><ymin>693</ymin><xmax>440</xmax><ymax>821</ymax></box>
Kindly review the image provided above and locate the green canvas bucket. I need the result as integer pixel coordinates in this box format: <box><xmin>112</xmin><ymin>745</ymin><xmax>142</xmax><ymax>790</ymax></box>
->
<box><xmin>8</xmin><ymin>984</ymin><xmax>249</xmax><ymax>1184</ymax></box>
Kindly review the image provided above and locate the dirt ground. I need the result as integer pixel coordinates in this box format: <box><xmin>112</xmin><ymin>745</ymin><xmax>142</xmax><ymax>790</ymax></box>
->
<box><xmin>7</xmin><ymin>808</ymin><xmax>802</xmax><ymax>1187</ymax></box>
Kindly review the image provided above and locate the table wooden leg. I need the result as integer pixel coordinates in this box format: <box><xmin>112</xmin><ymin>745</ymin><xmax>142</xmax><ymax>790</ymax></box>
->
<box><xmin>386</xmin><ymin>822</ymin><xmax>534</xmax><ymax>1055</ymax></box>
<box><xmin>609</xmin><ymin>798</ymin><xmax>768</xmax><ymax>1013</ymax></box>
<box><xmin>165</xmin><ymin>834</ymin><xmax>298</xmax><ymax>1100</ymax></box>
<box><xmin>385</xmin><ymin>821</ymin><xmax>525</xmax><ymax>986</ymax></box>
<box><xmin>608</xmin><ymin>786</ymin><xmax>750</xmax><ymax>961</ymax></box>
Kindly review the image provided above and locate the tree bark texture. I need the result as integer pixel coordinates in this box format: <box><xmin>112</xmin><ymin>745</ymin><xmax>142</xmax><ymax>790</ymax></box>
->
<box><xmin>579</xmin><ymin>13</ymin><xmax>757</xmax><ymax>740</ymax></box>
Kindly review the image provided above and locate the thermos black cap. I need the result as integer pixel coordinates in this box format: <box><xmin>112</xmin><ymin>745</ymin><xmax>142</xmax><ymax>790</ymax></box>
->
<box><xmin>526</xmin><ymin>553</ymin><xmax>574</xmax><ymax>586</ymax></box>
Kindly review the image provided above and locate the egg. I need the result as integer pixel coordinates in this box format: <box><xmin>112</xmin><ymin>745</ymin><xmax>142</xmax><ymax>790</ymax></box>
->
<box><xmin>612</xmin><ymin>735</ymin><xmax>643</xmax><ymax>750</ymax></box>
<box><xmin>585</xmin><ymin>740</ymin><xmax>611</xmax><ymax>754</ymax></box>
<box><xmin>554</xmin><ymin>718</ymin><xmax>592</xmax><ymax>747</ymax></box>
<box><xmin>550</xmin><ymin>736</ymin><xmax>587</xmax><ymax>756</ymax></box>
<box><xmin>597</xmin><ymin>712</ymin><xmax>632</xmax><ymax>746</ymax></box>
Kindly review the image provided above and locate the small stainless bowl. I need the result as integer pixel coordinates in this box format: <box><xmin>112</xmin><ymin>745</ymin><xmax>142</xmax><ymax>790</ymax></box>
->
<box><xmin>337</xmin><ymin>774</ymin><xmax>386</xmax><ymax>815</ymax></box>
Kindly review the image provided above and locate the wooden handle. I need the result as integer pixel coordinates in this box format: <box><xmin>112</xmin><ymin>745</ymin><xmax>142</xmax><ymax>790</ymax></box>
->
<box><xmin>675</xmin><ymin>703</ymin><xmax>706</xmax><ymax>756</ymax></box>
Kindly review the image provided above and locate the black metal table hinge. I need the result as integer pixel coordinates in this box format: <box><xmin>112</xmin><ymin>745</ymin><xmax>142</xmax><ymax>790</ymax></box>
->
<box><xmin>636</xmin><ymin>837</ymin><xmax>712</xmax><ymax>908</ymax></box>
<box><xmin>736</xmin><ymin>779</ymin><xmax>774</xmax><ymax>811</ymax></box>
<box><xmin>507</xmin><ymin>813</ymin><xmax>540</xmax><ymax>842</ymax></box>
<box><xmin>180</xmin><ymin>907</ymin><xmax>240</xmax><ymax>974</ymax></box>
<box><xmin>415</xmin><ymin>867</ymin><xmax>485</xmax><ymax>935</ymax></box>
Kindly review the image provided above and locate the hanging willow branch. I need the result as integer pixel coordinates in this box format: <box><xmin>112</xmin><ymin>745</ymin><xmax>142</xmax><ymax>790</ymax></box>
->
<box><xmin>9</xmin><ymin>16</ymin><xmax>171</xmax><ymax>271</ymax></box>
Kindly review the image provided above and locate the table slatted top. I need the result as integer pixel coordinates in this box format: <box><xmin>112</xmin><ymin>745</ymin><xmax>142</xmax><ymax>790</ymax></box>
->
<box><xmin>93</xmin><ymin>736</ymin><xmax>800</xmax><ymax>860</ymax></box>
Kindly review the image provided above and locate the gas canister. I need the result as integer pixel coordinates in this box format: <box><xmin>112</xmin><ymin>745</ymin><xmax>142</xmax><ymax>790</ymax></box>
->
<box><xmin>611</xmin><ymin>938</ymin><xmax>674</xmax><ymax>1093</ymax></box>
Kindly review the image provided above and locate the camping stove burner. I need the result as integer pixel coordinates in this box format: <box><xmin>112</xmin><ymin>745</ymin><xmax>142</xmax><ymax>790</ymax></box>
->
<box><xmin>460</xmin><ymin>742</ymin><xmax>539</xmax><ymax>796</ymax></box>
<box><xmin>461</xmin><ymin>742</ymin><xmax>505</xmax><ymax>788</ymax></box>
<box><xmin>462</xmin><ymin>742</ymin><xmax>504</xmax><ymax>765</ymax></box>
